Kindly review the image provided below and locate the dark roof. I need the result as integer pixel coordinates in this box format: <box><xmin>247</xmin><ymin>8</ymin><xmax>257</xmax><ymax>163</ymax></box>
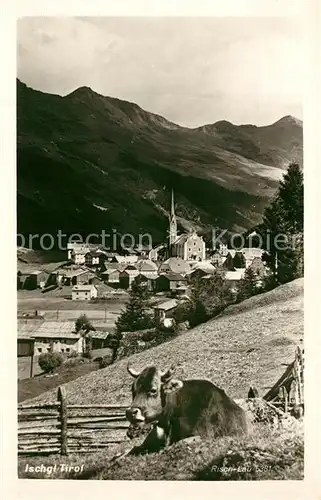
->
<box><xmin>91</xmin><ymin>331</ymin><xmax>110</xmax><ymax>340</ymax></box>
<box><xmin>153</xmin><ymin>299</ymin><xmax>178</xmax><ymax>311</ymax></box>
<box><xmin>157</xmin><ymin>273</ymin><xmax>186</xmax><ymax>281</ymax></box>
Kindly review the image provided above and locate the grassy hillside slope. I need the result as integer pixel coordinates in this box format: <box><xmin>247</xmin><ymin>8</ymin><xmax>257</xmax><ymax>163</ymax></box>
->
<box><xmin>27</xmin><ymin>278</ymin><xmax>303</xmax><ymax>406</ymax></box>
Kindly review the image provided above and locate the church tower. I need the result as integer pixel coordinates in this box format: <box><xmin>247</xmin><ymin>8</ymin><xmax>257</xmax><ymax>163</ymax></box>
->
<box><xmin>169</xmin><ymin>189</ymin><xmax>177</xmax><ymax>246</ymax></box>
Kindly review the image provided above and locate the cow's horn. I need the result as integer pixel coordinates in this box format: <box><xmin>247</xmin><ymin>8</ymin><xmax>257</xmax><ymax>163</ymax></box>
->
<box><xmin>161</xmin><ymin>364</ymin><xmax>175</xmax><ymax>381</ymax></box>
<box><xmin>127</xmin><ymin>362</ymin><xmax>140</xmax><ymax>378</ymax></box>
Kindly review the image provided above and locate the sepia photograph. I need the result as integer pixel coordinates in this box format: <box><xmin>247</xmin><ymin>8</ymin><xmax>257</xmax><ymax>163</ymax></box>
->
<box><xmin>14</xmin><ymin>12</ymin><xmax>307</xmax><ymax>484</ymax></box>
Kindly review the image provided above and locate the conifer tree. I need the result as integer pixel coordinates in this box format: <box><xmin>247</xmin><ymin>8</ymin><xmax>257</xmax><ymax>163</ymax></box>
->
<box><xmin>236</xmin><ymin>267</ymin><xmax>260</xmax><ymax>301</ymax></box>
<box><xmin>259</xmin><ymin>163</ymin><xmax>303</xmax><ymax>284</ymax></box>
<box><xmin>224</xmin><ymin>253</ymin><xmax>235</xmax><ymax>271</ymax></box>
<box><xmin>233</xmin><ymin>251</ymin><xmax>246</xmax><ymax>268</ymax></box>
<box><xmin>115</xmin><ymin>281</ymin><xmax>154</xmax><ymax>333</ymax></box>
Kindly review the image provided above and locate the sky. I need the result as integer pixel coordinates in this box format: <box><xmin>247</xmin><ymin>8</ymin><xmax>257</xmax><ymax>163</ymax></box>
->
<box><xmin>17</xmin><ymin>17</ymin><xmax>303</xmax><ymax>127</ymax></box>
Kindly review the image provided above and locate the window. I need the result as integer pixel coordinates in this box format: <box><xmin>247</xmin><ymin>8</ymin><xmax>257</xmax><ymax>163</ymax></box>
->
<box><xmin>194</xmin><ymin>242</ymin><xmax>196</xmax><ymax>246</ymax></box>
<box><xmin>47</xmin><ymin>348</ymin><xmax>50</xmax><ymax>352</ymax></box>
<box><xmin>61</xmin><ymin>349</ymin><xmax>65</xmax><ymax>353</ymax></box>
<box><xmin>66</xmin><ymin>348</ymin><xmax>70</xmax><ymax>353</ymax></box>
<box><xmin>38</xmin><ymin>348</ymin><xmax>42</xmax><ymax>353</ymax></box>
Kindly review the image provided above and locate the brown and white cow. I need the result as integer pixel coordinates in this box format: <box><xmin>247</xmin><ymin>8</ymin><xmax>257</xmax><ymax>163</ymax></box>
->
<box><xmin>125</xmin><ymin>363</ymin><xmax>248</xmax><ymax>455</ymax></box>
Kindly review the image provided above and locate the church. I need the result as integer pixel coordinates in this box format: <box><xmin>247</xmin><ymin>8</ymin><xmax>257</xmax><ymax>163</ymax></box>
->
<box><xmin>168</xmin><ymin>190</ymin><xmax>206</xmax><ymax>262</ymax></box>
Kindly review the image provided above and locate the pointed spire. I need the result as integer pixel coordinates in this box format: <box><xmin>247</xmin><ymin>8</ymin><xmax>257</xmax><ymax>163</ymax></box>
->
<box><xmin>171</xmin><ymin>189</ymin><xmax>175</xmax><ymax>216</ymax></box>
<box><xmin>169</xmin><ymin>188</ymin><xmax>177</xmax><ymax>247</ymax></box>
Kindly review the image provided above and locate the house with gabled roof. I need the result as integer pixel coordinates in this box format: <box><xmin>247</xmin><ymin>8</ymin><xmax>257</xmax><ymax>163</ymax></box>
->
<box><xmin>72</xmin><ymin>284</ymin><xmax>98</xmax><ymax>300</ymax></box>
<box><xmin>153</xmin><ymin>299</ymin><xmax>178</xmax><ymax>324</ymax></box>
<box><xmin>158</xmin><ymin>257</ymin><xmax>191</xmax><ymax>276</ymax></box>
<box><xmin>31</xmin><ymin>321</ymin><xmax>85</xmax><ymax>355</ymax></box>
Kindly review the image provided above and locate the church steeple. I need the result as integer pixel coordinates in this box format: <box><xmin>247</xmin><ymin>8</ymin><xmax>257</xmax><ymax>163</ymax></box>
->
<box><xmin>169</xmin><ymin>189</ymin><xmax>177</xmax><ymax>246</ymax></box>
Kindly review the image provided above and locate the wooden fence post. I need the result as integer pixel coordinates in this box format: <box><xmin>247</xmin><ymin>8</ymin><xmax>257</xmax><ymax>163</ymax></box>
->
<box><xmin>281</xmin><ymin>386</ymin><xmax>288</xmax><ymax>413</ymax></box>
<box><xmin>57</xmin><ymin>386</ymin><xmax>68</xmax><ymax>455</ymax></box>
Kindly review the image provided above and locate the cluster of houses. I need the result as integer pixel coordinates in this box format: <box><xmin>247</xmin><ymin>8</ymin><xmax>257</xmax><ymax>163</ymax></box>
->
<box><xmin>17</xmin><ymin>191</ymin><xmax>266</xmax><ymax>299</ymax></box>
<box><xmin>17</xmin><ymin>191</ymin><xmax>269</xmax><ymax>378</ymax></box>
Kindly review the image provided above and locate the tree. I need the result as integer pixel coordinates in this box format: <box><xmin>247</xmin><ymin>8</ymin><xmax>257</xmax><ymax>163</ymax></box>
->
<box><xmin>173</xmin><ymin>301</ymin><xmax>192</xmax><ymax>324</ymax></box>
<box><xmin>233</xmin><ymin>252</ymin><xmax>246</xmax><ymax>268</ymax></box>
<box><xmin>188</xmin><ymin>271</ymin><xmax>234</xmax><ymax>327</ymax></box>
<box><xmin>115</xmin><ymin>281</ymin><xmax>154</xmax><ymax>334</ymax></box>
<box><xmin>38</xmin><ymin>352</ymin><xmax>64</xmax><ymax>374</ymax></box>
<box><xmin>75</xmin><ymin>314</ymin><xmax>95</xmax><ymax>354</ymax></box>
<box><xmin>223</xmin><ymin>253</ymin><xmax>235</xmax><ymax>271</ymax></box>
<box><xmin>236</xmin><ymin>267</ymin><xmax>260</xmax><ymax>302</ymax></box>
<box><xmin>259</xmin><ymin>163</ymin><xmax>303</xmax><ymax>285</ymax></box>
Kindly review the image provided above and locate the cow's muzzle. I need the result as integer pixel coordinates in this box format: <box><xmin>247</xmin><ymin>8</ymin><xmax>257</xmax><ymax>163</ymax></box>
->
<box><xmin>126</xmin><ymin>407</ymin><xmax>146</xmax><ymax>424</ymax></box>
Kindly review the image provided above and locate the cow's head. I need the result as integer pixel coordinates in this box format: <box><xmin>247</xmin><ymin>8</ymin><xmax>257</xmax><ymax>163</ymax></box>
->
<box><xmin>126</xmin><ymin>363</ymin><xmax>183</xmax><ymax>425</ymax></box>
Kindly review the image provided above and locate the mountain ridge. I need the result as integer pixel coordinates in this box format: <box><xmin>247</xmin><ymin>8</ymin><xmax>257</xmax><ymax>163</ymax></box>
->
<box><xmin>17</xmin><ymin>79</ymin><xmax>303</xmax><ymax>242</ymax></box>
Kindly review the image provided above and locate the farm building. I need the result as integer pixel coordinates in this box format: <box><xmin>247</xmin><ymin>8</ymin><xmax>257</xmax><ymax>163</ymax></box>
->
<box><xmin>72</xmin><ymin>284</ymin><xmax>98</xmax><ymax>301</ymax></box>
<box><xmin>111</xmin><ymin>255</ymin><xmax>138</xmax><ymax>264</ymax></box>
<box><xmin>189</xmin><ymin>261</ymin><xmax>216</xmax><ymax>279</ymax></box>
<box><xmin>17</xmin><ymin>336</ymin><xmax>35</xmax><ymax>357</ymax></box>
<box><xmin>31</xmin><ymin>321</ymin><xmax>85</xmax><ymax>355</ymax></box>
<box><xmin>136</xmin><ymin>259</ymin><xmax>158</xmax><ymax>276</ymax></box>
<box><xmin>101</xmin><ymin>268</ymin><xmax>122</xmax><ymax>287</ymax></box>
<box><xmin>210</xmin><ymin>250</ymin><xmax>227</xmax><ymax>267</ymax></box>
<box><xmin>60</xmin><ymin>268</ymin><xmax>95</xmax><ymax>286</ymax></box>
<box><xmin>119</xmin><ymin>265</ymin><xmax>140</xmax><ymax>289</ymax></box>
<box><xmin>17</xmin><ymin>317</ymin><xmax>43</xmax><ymax>356</ymax></box>
<box><xmin>153</xmin><ymin>299</ymin><xmax>178</xmax><ymax>325</ymax></box>
<box><xmin>102</xmin><ymin>252</ymin><xmax>119</xmax><ymax>262</ymax></box>
<box><xmin>155</xmin><ymin>273</ymin><xmax>188</xmax><ymax>294</ymax></box>
<box><xmin>17</xmin><ymin>270</ymin><xmax>49</xmax><ymax>290</ymax></box>
<box><xmin>85</xmin><ymin>251</ymin><xmax>107</xmax><ymax>268</ymax></box>
<box><xmin>90</xmin><ymin>331</ymin><xmax>111</xmax><ymax>350</ymax></box>
<box><xmin>70</xmin><ymin>247</ymin><xmax>89</xmax><ymax>265</ymax></box>
<box><xmin>158</xmin><ymin>257</ymin><xmax>191</xmax><ymax>276</ymax></box>
<box><xmin>212</xmin><ymin>245</ymin><xmax>264</xmax><ymax>269</ymax></box>
<box><xmin>134</xmin><ymin>272</ymin><xmax>158</xmax><ymax>291</ymax></box>
<box><xmin>148</xmin><ymin>244</ymin><xmax>166</xmax><ymax>262</ymax></box>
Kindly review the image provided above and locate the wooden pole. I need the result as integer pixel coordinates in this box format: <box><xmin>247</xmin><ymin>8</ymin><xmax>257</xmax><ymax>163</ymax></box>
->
<box><xmin>57</xmin><ymin>386</ymin><xmax>68</xmax><ymax>455</ymax></box>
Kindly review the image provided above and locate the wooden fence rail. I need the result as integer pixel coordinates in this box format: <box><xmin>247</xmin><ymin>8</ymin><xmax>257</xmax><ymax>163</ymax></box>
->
<box><xmin>18</xmin><ymin>386</ymin><xmax>129</xmax><ymax>456</ymax></box>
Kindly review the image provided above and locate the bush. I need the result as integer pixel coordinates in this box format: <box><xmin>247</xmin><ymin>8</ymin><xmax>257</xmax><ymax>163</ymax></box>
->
<box><xmin>38</xmin><ymin>352</ymin><xmax>64</xmax><ymax>374</ymax></box>
<box><xmin>173</xmin><ymin>302</ymin><xmax>192</xmax><ymax>323</ymax></box>
<box><xmin>82</xmin><ymin>350</ymin><xmax>93</xmax><ymax>360</ymax></box>
<box><xmin>67</xmin><ymin>350</ymin><xmax>79</xmax><ymax>359</ymax></box>
<box><xmin>98</xmin><ymin>356</ymin><xmax>111</xmax><ymax>369</ymax></box>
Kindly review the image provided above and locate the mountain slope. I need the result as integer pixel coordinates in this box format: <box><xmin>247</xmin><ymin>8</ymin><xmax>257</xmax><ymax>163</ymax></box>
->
<box><xmin>17</xmin><ymin>80</ymin><xmax>303</xmax><ymax>239</ymax></box>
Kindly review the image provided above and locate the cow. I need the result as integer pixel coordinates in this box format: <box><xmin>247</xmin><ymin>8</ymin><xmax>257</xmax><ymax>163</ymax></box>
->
<box><xmin>124</xmin><ymin>363</ymin><xmax>248</xmax><ymax>455</ymax></box>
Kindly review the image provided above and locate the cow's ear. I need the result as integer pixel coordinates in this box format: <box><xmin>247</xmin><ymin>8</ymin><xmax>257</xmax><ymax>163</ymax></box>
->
<box><xmin>163</xmin><ymin>378</ymin><xmax>183</xmax><ymax>393</ymax></box>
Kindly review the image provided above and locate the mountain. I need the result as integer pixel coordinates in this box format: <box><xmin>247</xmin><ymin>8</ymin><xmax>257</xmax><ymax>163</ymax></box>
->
<box><xmin>17</xmin><ymin>80</ymin><xmax>303</xmax><ymax>244</ymax></box>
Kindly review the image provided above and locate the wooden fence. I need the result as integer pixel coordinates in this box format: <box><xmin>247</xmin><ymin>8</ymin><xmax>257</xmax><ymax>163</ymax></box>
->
<box><xmin>264</xmin><ymin>346</ymin><xmax>304</xmax><ymax>415</ymax></box>
<box><xmin>18</xmin><ymin>387</ymin><xmax>129</xmax><ymax>455</ymax></box>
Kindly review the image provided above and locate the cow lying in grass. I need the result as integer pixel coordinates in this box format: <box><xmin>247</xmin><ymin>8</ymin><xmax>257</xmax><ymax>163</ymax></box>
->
<box><xmin>122</xmin><ymin>363</ymin><xmax>248</xmax><ymax>456</ymax></box>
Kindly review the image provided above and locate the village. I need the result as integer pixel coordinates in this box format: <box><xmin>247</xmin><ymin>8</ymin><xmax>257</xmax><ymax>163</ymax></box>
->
<box><xmin>17</xmin><ymin>191</ymin><xmax>266</xmax><ymax>378</ymax></box>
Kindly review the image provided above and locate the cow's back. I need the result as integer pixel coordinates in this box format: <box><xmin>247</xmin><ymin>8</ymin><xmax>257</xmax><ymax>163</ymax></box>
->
<box><xmin>161</xmin><ymin>379</ymin><xmax>247</xmax><ymax>443</ymax></box>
